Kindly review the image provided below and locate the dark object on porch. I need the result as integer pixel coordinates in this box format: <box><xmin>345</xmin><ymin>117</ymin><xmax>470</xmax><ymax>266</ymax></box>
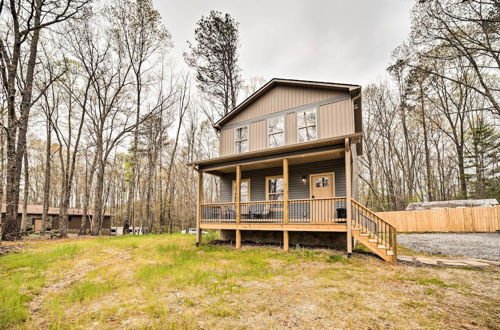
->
<box><xmin>336</xmin><ymin>207</ymin><xmax>346</xmax><ymax>219</ymax></box>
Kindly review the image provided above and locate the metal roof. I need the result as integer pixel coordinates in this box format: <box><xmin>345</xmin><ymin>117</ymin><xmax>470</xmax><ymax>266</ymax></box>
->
<box><xmin>406</xmin><ymin>199</ymin><xmax>499</xmax><ymax>211</ymax></box>
<box><xmin>1</xmin><ymin>204</ymin><xmax>112</xmax><ymax>217</ymax></box>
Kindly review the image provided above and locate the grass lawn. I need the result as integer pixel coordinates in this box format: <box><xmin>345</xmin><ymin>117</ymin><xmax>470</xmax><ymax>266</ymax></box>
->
<box><xmin>0</xmin><ymin>234</ymin><xmax>498</xmax><ymax>329</ymax></box>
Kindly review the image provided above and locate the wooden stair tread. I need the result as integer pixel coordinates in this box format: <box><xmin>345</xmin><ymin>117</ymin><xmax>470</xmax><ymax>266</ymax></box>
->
<box><xmin>351</xmin><ymin>200</ymin><xmax>397</xmax><ymax>263</ymax></box>
<box><xmin>352</xmin><ymin>231</ymin><xmax>395</xmax><ymax>263</ymax></box>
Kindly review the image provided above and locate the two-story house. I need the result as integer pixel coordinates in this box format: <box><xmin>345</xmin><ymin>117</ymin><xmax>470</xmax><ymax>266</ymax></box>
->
<box><xmin>189</xmin><ymin>79</ymin><xmax>396</xmax><ymax>261</ymax></box>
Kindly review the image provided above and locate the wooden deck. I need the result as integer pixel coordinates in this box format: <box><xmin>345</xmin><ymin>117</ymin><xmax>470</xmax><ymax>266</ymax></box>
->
<box><xmin>200</xmin><ymin>222</ymin><xmax>348</xmax><ymax>232</ymax></box>
<box><xmin>194</xmin><ymin>148</ymin><xmax>397</xmax><ymax>262</ymax></box>
<box><xmin>199</xmin><ymin>197</ymin><xmax>398</xmax><ymax>262</ymax></box>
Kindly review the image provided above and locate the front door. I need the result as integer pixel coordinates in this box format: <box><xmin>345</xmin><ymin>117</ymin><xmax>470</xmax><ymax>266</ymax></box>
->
<box><xmin>310</xmin><ymin>173</ymin><xmax>335</xmax><ymax>221</ymax></box>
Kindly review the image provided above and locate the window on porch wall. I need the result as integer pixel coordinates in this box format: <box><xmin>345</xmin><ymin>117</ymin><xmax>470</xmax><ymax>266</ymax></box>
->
<box><xmin>266</xmin><ymin>176</ymin><xmax>284</xmax><ymax>201</ymax></box>
<box><xmin>232</xmin><ymin>179</ymin><xmax>250</xmax><ymax>202</ymax></box>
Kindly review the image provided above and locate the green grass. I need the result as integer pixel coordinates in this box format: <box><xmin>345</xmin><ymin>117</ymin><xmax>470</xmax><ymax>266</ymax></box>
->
<box><xmin>394</xmin><ymin>274</ymin><xmax>459</xmax><ymax>288</ymax></box>
<box><xmin>327</xmin><ymin>254</ymin><xmax>352</xmax><ymax>264</ymax></box>
<box><xmin>0</xmin><ymin>234</ymin><xmax>498</xmax><ymax>329</ymax></box>
<box><xmin>0</xmin><ymin>244</ymin><xmax>80</xmax><ymax>328</ymax></box>
<box><xmin>67</xmin><ymin>280</ymin><xmax>117</xmax><ymax>303</ymax></box>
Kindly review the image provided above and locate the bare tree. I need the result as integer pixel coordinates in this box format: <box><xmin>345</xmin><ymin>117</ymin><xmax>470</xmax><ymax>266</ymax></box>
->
<box><xmin>50</xmin><ymin>64</ymin><xmax>88</xmax><ymax>237</ymax></box>
<box><xmin>166</xmin><ymin>75</ymin><xmax>190</xmax><ymax>233</ymax></box>
<box><xmin>108</xmin><ymin>0</ymin><xmax>172</xmax><ymax>234</ymax></box>
<box><xmin>0</xmin><ymin>0</ymin><xmax>90</xmax><ymax>240</ymax></box>
<box><xmin>410</xmin><ymin>0</ymin><xmax>500</xmax><ymax>115</ymax></box>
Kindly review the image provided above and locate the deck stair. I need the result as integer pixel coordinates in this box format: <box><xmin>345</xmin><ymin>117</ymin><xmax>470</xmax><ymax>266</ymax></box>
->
<box><xmin>351</xmin><ymin>200</ymin><xmax>397</xmax><ymax>262</ymax></box>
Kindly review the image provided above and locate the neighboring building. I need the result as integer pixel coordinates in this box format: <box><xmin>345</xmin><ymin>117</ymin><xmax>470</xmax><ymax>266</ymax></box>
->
<box><xmin>0</xmin><ymin>204</ymin><xmax>112</xmax><ymax>234</ymax></box>
<box><xmin>189</xmin><ymin>78</ymin><xmax>396</xmax><ymax>262</ymax></box>
<box><xmin>406</xmin><ymin>199</ymin><xmax>499</xmax><ymax>211</ymax></box>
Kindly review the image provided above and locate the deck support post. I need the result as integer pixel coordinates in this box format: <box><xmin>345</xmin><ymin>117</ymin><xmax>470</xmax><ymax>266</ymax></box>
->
<box><xmin>196</xmin><ymin>170</ymin><xmax>203</xmax><ymax>246</ymax></box>
<box><xmin>283</xmin><ymin>158</ymin><xmax>289</xmax><ymax>251</ymax></box>
<box><xmin>235</xmin><ymin>229</ymin><xmax>241</xmax><ymax>249</ymax></box>
<box><xmin>345</xmin><ymin>138</ymin><xmax>353</xmax><ymax>257</ymax></box>
<box><xmin>235</xmin><ymin>165</ymin><xmax>241</xmax><ymax>249</ymax></box>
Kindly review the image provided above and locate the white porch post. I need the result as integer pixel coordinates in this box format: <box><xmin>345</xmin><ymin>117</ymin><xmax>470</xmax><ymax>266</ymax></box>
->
<box><xmin>345</xmin><ymin>138</ymin><xmax>353</xmax><ymax>257</ymax></box>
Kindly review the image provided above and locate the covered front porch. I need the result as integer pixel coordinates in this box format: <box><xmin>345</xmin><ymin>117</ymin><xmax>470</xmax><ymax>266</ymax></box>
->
<box><xmin>192</xmin><ymin>135</ymin><xmax>360</xmax><ymax>253</ymax></box>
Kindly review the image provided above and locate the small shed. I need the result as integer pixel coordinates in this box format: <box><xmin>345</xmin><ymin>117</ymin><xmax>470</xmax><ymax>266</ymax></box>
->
<box><xmin>0</xmin><ymin>204</ymin><xmax>112</xmax><ymax>234</ymax></box>
<box><xmin>405</xmin><ymin>199</ymin><xmax>499</xmax><ymax>211</ymax></box>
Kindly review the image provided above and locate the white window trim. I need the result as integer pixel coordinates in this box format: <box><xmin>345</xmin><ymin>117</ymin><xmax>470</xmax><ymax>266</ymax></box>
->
<box><xmin>267</xmin><ymin>116</ymin><xmax>286</xmax><ymax>148</ymax></box>
<box><xmin>232</xmin><ymin>179</ymin><xmax>250</xmax><ymax>202</ymax></box>
<box><xmin>297</xmin><ymin>108</ymin><xmax>318</xmax><ymax>143</ymax></box>
<box><xmin>265</xmin><ymin>175</ymin><xmax>284</xmax><ymax>201</ymax></box>
<box><xmin>234</xmin><ymin>125</ymin><xmax>249</xmax><ymax>154</ymax></box>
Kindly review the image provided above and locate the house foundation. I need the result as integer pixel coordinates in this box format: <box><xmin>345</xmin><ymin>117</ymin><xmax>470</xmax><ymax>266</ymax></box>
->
<box><xmin>220</xmin><ymin>229</ymin><xmax>347</xmax><ymax>250</ymax></box>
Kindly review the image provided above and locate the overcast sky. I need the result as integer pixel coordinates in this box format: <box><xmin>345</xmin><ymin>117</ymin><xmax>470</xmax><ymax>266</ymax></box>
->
<box><xmin>154</xmin><ymin>0</ymin><xmax>415</xmax><ymax>88</ymax></box>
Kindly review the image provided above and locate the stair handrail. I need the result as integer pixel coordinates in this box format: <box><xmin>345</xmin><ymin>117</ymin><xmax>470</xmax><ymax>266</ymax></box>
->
<box><xmin>351</xmin><ymin>199</ymin><xmax>397</xmax><ymax>258</ymax></box>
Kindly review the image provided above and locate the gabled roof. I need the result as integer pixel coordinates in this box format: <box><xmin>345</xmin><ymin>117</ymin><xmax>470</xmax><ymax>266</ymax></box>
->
<box><xmin>214</xmin><ymin>78</ymin><xmax>361</xmax><ymax>130</ymax></box>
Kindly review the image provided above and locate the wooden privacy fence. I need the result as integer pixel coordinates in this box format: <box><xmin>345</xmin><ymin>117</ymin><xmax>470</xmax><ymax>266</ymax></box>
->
<box><xmin>376</xmin><ymin>206</ymin><xmax>500</xmax><ymax>232</ymax></box>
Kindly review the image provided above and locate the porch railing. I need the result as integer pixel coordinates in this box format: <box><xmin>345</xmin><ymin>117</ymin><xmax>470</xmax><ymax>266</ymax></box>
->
<box><xmin>201</xmin><ymin>202</ymin><xmax>236</xmax><ymax>222</ymax></box>
<box><xmin>201</xmin><ymin>197</ymin><xmax>347</xmax><ymax>224</ymax></box>
<box><xmin>288</xmin><ymin>197</ymin><xmax>347</xmax><ymax>223</ymax></box>
<box><xmin>351</xmin><ymin>200</ymin><xmax>397</xmax><ymax>255</ymax></box>
<box><xmin>240</xmin><ymin>201</ymin><xmax>284</xmax><ymax>223</ymax></box>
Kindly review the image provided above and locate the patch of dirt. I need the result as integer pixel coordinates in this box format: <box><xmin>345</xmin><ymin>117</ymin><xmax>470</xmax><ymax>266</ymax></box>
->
<box><xmin>28</xmin><ymin>257</ymin><xmax>97</xmax><ymax>328</ymax></box>
<box><xmin>16</xmin><ymin>238</ymin><xmax>500</xmax><ymax>329</ymax></box>
<box><xmin>0</xmin><ymin>243</ymin><xmax>26</xmax><ymax>256</ymax></box>
<box><xmin>27</xmin><ymin>247</ymin><xmax>135</xmax><ymax>329</ymax></box>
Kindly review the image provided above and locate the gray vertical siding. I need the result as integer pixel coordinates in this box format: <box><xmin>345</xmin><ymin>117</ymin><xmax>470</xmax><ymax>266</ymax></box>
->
<box><xmin>220</xmin><ymin>159</ymin><xmax>346</xmax><ymax>202</ymax></box>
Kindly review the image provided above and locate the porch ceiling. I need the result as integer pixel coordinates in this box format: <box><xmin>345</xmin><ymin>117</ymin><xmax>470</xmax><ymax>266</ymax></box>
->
<box><xmin>202</xmin><ymin>148</ymin><xmax>345</xmax><ymax>175</ymax></box>
<box><xmin>189</xmin><ymin>133</ymin><xmax>361</xmax><ymax>176</ymax></box>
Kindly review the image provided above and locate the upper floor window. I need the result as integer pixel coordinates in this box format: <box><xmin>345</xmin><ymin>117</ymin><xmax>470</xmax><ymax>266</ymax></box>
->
<box><xmin>297</xmin><ymin>109</ymin><xmax>317</xmax><ymax>142</ymax></box>
<box><xmin>234</xmin><ymin>126</ymin><xmax>249</xmax><ymax>153</ymax></box>
<box><xmin>268</xmin><ymin>116</ymin><xmax>285</xmax><ymax>147</ymax></box>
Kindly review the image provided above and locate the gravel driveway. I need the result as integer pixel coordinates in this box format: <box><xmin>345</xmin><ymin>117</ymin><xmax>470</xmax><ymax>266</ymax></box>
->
<box><xmin>398</xmin><ymin>233</ymin><xmax>500</xmax><ymax>261</ymax></box>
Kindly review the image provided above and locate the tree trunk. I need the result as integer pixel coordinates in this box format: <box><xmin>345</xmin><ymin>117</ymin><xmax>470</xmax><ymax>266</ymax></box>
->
<box><xmin>419</xmin><ymin>81</ymin><xmax>433</xmax><ymax>201</ymax></box>
<box><xmin>457</xmin><ymin>144</ymin><xmax>468</xmax><ymax>199</ymax></box>
<box><xmin>91</xmin><ymin>141</ymin><xmax>105</xmax><ymax>236</ymax></box>
<box><xmin>41</xmin><ymin>122</ymin><xmax>52</xmax><ymax>233</ymax></box>
<box><xmin>20</xmin><ymin>151</ymin><xmax>29</xmax><ymax>233</ymax></box>
<box><xmin>0</xmin><ymin>119</ymin><xmax>5</xmax><ymax>222</ymax></box>
<box><xmin>79</xmin><ymin>153</ymin><xmax>97</xmax><ymax>235</ymax></box>
<box><xmin>2</xmin><ymin>1</ymin><xmax>43</xmax><ymax>240</ymax></box>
